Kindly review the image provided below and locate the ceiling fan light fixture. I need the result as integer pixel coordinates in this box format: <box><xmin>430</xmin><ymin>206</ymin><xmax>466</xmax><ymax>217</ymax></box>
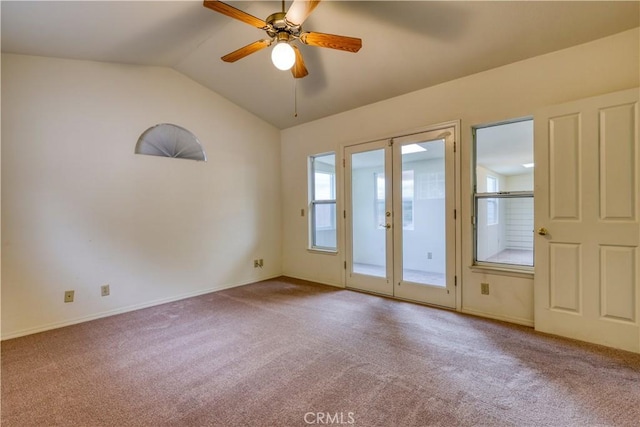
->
<box><xmin>271</xmin><ymin>41</ymin><xmax>296</xmax><ymax>70</ymax></box>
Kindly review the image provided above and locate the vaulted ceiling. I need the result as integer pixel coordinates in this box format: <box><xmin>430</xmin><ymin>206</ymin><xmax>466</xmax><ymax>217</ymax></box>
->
<box><xmin>2</xmin><ymin>1</ymin><xmax>638</xmax><ymax>129</ymax></box>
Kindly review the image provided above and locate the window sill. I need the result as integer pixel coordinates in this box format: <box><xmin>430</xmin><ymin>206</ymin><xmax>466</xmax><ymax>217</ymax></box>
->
<box><xmin>307</xmin><ymin>248</ymin><xmax>338</xmax><ymax>255</ymax></box>
<box><xmin>469</xmin><ymin>264</ymin><xmax>534</xmax><ymax>279</ymax></box>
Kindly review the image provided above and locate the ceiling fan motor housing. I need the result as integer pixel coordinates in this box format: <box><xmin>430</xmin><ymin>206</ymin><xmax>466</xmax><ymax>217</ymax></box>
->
<box><xmin>266</xmin><ymin>12</ymin><xmax>302</xmax><ymax>39</ymax></box>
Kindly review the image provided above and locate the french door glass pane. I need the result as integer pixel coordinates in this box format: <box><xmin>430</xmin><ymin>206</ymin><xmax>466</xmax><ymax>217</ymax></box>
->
<box><xmin>352</xmin><ymin>149</ymin><xmax>386</xmax><ymax>277</ymax></box>
<box><xmin>401</xmin><ymin>140</ymin><xmax>446</xmax><ymax>286</ymax></box>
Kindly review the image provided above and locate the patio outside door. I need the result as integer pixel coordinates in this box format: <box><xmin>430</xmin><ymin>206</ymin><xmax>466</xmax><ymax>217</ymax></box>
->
<box><xmin>345</xmin><ymin>127</ymin><xmax>456</xmax><ymax>308</ymax></box>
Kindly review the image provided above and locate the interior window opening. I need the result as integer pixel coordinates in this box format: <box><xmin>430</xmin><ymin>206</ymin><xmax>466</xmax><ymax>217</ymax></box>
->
<box><xmin>473</xmin><ymin>119</ymin><xmax>534</xmax><ymax>268</ymax></box>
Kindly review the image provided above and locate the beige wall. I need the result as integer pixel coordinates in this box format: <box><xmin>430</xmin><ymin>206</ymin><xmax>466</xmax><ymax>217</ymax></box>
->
<box><xmin>2</xmin><ymin>28</ymin><xmax>638</xmax><ymax>340</ymax></box>
<box><xmin>1</xmin><ymin>54</ymin><xmax>282</xmax><ymax>339</ymax></box>
<box><xmin>280</xmin><ymin>28</ymin><xmax>639</xmax><ymax>325</ymax></box>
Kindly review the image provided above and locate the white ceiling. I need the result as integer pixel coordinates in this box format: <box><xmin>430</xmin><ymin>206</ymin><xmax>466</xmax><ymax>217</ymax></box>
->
<box><xmin>2</xmin><ymin>1</ymin><xmax>639</xmax><ymax>129</ymax></box>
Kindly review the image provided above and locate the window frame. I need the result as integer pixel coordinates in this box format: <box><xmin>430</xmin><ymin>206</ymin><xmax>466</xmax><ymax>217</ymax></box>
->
<box><xmin>472</xmin><ymin>118</ymin><xmax>534</xmax><ymax>271</ymax></box>
<box><xmin>309</xmin><ymin>153</ymin><xmax>337</xmax><ymax>252</ymax></box>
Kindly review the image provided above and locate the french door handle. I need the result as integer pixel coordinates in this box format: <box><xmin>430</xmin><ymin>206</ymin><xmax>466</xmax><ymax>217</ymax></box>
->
<box><xmin>380</xmin><ymin>224</ymin><xmax>391</xmax><ymax>229</ymax></box>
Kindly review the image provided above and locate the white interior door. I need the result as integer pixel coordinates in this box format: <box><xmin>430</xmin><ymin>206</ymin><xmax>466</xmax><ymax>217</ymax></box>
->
<box><xmin>345</xmin><ymin>126</ymin><xmax>456</xmax><ymax>308</ymax></box>
<box><xmin>534</xmin><ymin>88</ymin><xmax>639</xmax><ymax>352</ymax></box>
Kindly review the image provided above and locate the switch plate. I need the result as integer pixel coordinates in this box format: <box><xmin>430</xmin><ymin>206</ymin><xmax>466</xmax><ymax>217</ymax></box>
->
<box><xmin>101</xmin><ymin>284</ymin><xmax>110</xmax><ymax>297</ymax></box>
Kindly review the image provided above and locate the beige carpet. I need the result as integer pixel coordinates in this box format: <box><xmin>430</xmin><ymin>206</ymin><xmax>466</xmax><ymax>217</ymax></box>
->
<box><xmin>2</xmin><ymin>277</ymin><xmax>640</xmax><ymax>426</ymax></box>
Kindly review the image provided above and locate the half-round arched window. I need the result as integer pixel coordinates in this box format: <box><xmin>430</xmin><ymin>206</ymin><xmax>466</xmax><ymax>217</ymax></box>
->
<box><xmin>135</xmin><ymin>124</ymin><xmax>207</xmax><ymax>162</ymax></box>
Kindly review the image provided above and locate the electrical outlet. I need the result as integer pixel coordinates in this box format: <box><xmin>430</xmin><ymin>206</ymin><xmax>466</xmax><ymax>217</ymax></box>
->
<box><xmin>427</xmin><ymin>252</ymin><xmax>433</xmax><ymax>260</ymax></box>
<box><xmin>101</xmin><ymin>284</ymin><xmax>110</xmax><ymax>297</ymax></box>
<box><xmin>481</xmin><ymin>283</ymin><xmax>490</xmax><ymax>295</ymax></box>
<box><xmin>64</xmin><ymin>290</ymin><xmax>75</xmax><ymax>303</ymax></box>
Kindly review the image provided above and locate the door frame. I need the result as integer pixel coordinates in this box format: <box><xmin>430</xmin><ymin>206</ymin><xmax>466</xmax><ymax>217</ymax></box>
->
<box><xmin>341</xmin><ymin>120</ymin><xmax>462</xmax><ymax>310</ymax></box>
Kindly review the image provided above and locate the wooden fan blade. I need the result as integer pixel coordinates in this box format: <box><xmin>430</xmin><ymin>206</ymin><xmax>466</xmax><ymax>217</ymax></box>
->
<box><xmin>291</xmin><ymin>45</ymin><xmax>309</xmax><ymax>79</ymax></box>
<box><xmin>221</xmin><ymin>39</ymin><xmax>271</xmax><ymax>63</ymax></box>
<box><xmin>300</xmin><ymin>32</ymin><xmax>362</xmax><ymax>53</ymax></box>
<box><xmin>285</xmin><ymin>0</ymin><xmax>321</xmax><ymax>26</ymax></box>
<box><xmin>203</xmin><ymin>1</ymin><xmax>266</xmax><ymax>28</ymax></box>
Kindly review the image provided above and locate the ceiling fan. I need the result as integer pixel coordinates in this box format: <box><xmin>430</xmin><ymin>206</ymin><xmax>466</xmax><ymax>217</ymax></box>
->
<box><xmin>203</xmin><ymin>0</ymin><xmax>362</xmax><ymax>78</ymax></box>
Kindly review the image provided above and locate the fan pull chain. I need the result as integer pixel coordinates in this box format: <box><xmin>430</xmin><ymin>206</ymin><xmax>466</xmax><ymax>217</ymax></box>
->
<box><xmin>294</xmin><ymin>78</ymin><xmax>298</xmax><ymax>118</ymax></box>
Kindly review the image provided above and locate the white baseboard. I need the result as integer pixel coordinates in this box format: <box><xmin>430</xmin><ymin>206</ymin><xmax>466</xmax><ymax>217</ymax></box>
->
<box><xmin>2</xmin><ymin>274</ymin><xmax>281</xmax><ymax>341</ymax></box>
<box><xmin>282</xmin><ymin>274</ymin><xmax>344</xmax><ymax>289</ymax></box>
<box><xmin>460</xmin><ymin>307</ymin><xmax>534</xmax><ymax>328</ymax></box>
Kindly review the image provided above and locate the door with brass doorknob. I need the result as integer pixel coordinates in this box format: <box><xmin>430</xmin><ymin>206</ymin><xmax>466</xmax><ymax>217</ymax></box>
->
<box><xmin>345</xmin><ymin>139</ymin><xmax>394</xmax><ymax>295</ymax></box>
<box><xmin>534</xmin><ymin>88</ymin><xmax>639</xmax><ymax>352</ymax></box>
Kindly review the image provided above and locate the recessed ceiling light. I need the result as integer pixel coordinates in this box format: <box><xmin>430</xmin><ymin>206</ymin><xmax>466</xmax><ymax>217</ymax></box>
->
<box><xmin>522</xmin><ymin>163</ymin><xmax>534</xmax><ymax>168</ymax></box>
<box><xmin>402</xmin><ymin>144</ymin><xmax>427</xmax><ymax>155</ymax></box>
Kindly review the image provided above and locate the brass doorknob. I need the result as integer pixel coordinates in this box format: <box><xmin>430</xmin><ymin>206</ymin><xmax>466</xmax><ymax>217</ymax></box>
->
<box><xmin>537</xmin><ymin>227</ymin><xmax>549</xmax><ymax>236</ymax></box>
<box><xmin>379</xmin><ymin>224</ymin><xmax>391</xmax><ymax>229</ymax></box>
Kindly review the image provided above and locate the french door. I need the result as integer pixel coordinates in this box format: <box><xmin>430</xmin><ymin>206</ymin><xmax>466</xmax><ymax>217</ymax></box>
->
<box><xmin>345</xmin><ymin>127</ymin><xmax>456</xmax><ymax>308</ymax></box>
